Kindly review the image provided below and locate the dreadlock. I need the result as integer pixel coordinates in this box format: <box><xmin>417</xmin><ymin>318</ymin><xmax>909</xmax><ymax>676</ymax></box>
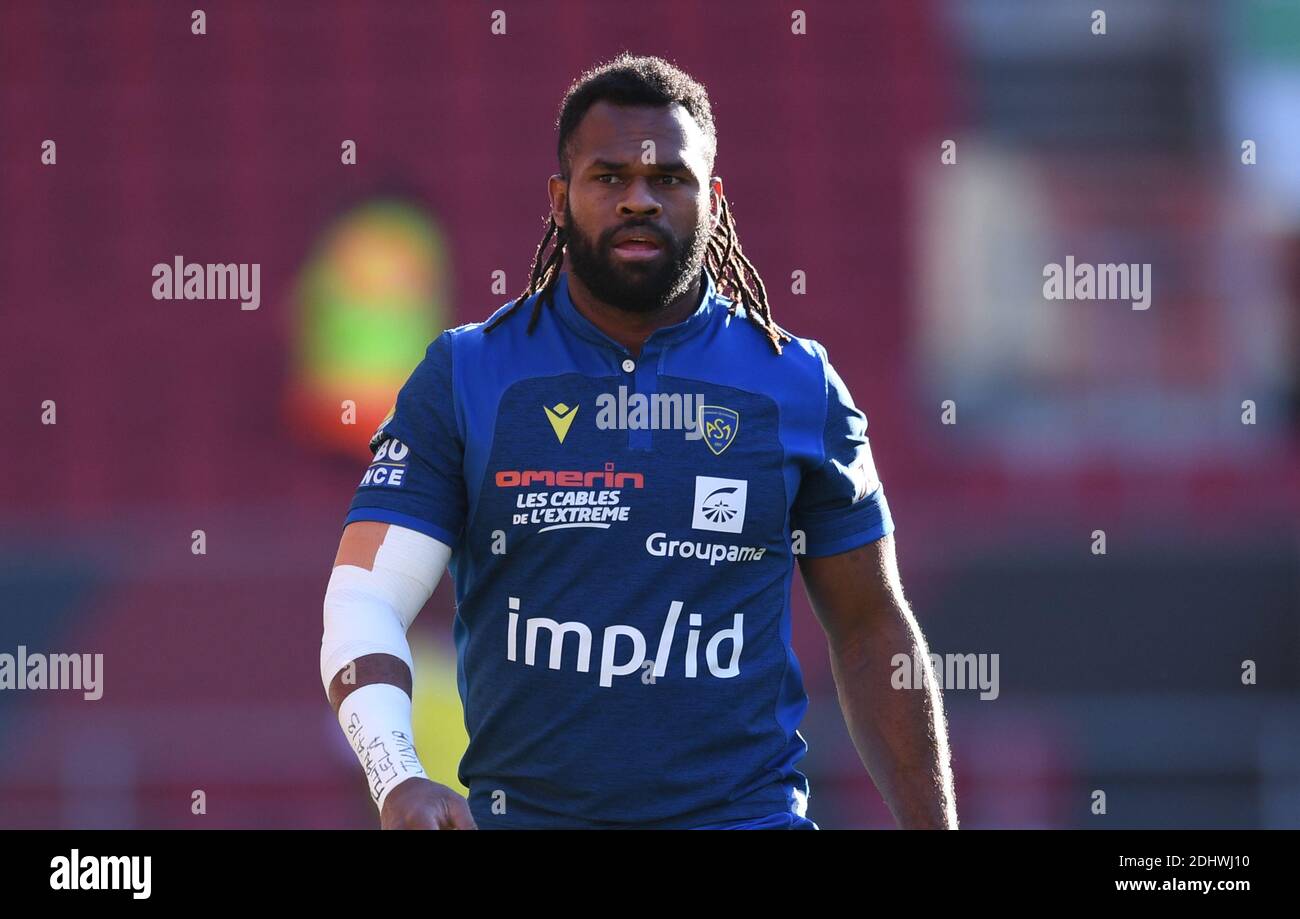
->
<box><xmin>483</xmin><ymin>53</ymin><xmax>791</xmax><ymax>355</ymax></box>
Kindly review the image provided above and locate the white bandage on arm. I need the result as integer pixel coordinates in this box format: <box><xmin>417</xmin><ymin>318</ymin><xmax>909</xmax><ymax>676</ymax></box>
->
<box><xmin>320</xmin><ymin>525</ymin><xmax>452</xmax><ymax>690</ymax></box>
<box><xmin>321</xmin><ymin>524</ymin><xmax>452</xmax><ymax>812</ymax></box>
<box><xmin>338</xmin><ymin>682</ymin><xmax>430</xmax><ymax>812</ymax></box>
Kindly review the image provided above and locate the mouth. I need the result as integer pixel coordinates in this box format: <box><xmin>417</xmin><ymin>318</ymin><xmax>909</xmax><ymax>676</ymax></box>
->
<box><xmin>610</xmin><ymin>231</ymin><xmax>666</xmax><ymax>262</ymax></box>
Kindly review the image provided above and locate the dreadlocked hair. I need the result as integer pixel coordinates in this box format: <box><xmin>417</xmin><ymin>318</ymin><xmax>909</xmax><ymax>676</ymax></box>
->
<box><xmin>482</xmin><ymin>52</ymin><xmax>791</xmax><ymax>355</ymax></box>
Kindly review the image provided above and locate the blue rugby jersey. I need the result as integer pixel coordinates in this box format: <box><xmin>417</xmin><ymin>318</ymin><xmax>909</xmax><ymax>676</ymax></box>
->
<box><xmin>344</xmin><ymin>269</ymin><xmax>893</xmax><ymax>829</ymax></box>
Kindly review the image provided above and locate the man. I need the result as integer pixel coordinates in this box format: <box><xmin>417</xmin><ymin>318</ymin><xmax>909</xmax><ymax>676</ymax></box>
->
<box><xmin>321</xmin><ymin>53</ymin><xmax>957</xmax><ymax>830</ymax></box>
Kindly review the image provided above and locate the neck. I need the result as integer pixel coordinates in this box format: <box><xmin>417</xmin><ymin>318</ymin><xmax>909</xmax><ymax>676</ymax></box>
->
<box><xmin>565</xmin><ymin>268</ymin><xmax>705</xmax><ymax>358</ymax></box>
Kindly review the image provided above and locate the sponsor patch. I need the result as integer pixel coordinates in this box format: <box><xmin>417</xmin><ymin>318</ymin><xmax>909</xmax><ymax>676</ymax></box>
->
<box><xmin>358</xmin><ymin>437</ymin><xmax>410</xmax><ymax>488</ymax></box>
<box><xmin>692</xmin><ymin>476</ymin><xmax>747</xmax><ymax>534</ymax></box>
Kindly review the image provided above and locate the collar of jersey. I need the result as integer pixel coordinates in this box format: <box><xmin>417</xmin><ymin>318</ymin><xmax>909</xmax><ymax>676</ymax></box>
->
<box><xmin>552</xmin><ymin>269</ymin><xmax>721</xmax><ymax>354</ymax></box>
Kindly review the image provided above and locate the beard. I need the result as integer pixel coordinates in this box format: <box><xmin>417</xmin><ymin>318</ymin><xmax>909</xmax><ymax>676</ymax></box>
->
<box><xmin>563</xmin><ymin>201</ymin><xmax>711</xmax><ymax>314</ymax></box>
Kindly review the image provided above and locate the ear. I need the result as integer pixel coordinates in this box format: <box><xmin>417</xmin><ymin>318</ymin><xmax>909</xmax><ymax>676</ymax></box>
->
<box><xmin>708</xmin><ymin>177</ymin><xmax>724</xmax><ymax>233</ymax></box>
<box><xmin>548</xmin><ymin>173</ymin><xmax>568</xmax><ymax>228</ymax></box>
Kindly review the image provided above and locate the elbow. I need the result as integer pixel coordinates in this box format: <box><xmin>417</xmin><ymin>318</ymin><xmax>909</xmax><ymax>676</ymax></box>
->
<box><xmin>320</xmin><ymin>566</ymin><xmax>414</xmax><ymax>697</ymax></box>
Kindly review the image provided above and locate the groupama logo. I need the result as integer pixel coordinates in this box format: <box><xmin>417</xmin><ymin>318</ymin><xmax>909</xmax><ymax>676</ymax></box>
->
<box><xmin>699</xmin><ymin>487</ymin><xmax>741</xmax><ymax>525</ymax></box>
<box><xmin>692</xmin><ymin>476</ymin><xmax>747</xmax><ymax>534</ymax></box>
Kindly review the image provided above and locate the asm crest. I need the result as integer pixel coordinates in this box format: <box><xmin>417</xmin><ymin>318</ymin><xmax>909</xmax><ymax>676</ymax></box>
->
<box><xmin>700</xmin><ymin>405</ymin><xmax>740</xmax><ymax>455</ymax></box>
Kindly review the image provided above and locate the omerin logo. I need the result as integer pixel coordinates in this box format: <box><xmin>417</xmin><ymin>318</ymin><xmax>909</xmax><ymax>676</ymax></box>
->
<box><xmin>543</xmin><ymin>402</ymin><xmax>579</xmax><ymax>443</ymax></box>
<box><xmin>495</xmin><ymin>462</ymin><xmax>643</xmax><ymax>534</ymax></box>
<box><xmin>692</xmin><ymin>476</ymin><xmax>747</xmax><ymax>534</ymax></box>
<box><xmin>506</xmin><ymin>596</ymin><xmax>743</xmax><ymax>687</ymax></box>
<box><xmin>700</xmin><ymin>405</ymin><xmax>739</xmax><ymax>454</ymax></box>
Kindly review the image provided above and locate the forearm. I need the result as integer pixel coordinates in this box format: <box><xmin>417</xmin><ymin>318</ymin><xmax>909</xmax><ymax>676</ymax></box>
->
<box><xmin>326</xmin><ymin>651</ymin><xmax>411</xmax><ymax>713</ymax></box>
<box><xmin>322</xmin><ymin>571</ymin><xmax>429</xmax><ymax>812</ymax></box>
<box><xmin>321</xmin><ymin>523</ymin><xmax>451</xmax><ymax>813</ymax></box>
<box><xmin>827</xmin><ymin>608</ymin><xmax>957</xmax><ymax>829</ymax></box>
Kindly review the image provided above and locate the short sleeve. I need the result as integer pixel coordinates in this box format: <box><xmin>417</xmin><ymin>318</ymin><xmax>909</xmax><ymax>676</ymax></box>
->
<box><xmin>344</xmin><ymin>332</ymin><xmax>467</xmax><ymax>548</ymax></box>
<box><xmin>791</xmin><ymin>344</ymin><xmax>894</xmax><ymax>557</ymax></box>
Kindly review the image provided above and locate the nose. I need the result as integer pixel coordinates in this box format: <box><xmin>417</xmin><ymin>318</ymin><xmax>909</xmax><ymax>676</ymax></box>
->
<box><xmin>616</xmin><ymin>177</ymin><xmax>663</xmax><ymax>217</ymax></box>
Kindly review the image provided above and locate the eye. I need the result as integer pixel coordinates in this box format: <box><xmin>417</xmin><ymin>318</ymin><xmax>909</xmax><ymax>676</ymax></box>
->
<box><xmin>597</xmin><ymin>174</ymin><xmax>621</xmax><ymax>184</ymax></box>
<box><xmin>658</xmin><ymin>175</ymin><xmax>683</xmax><ymax>185</ymax></box>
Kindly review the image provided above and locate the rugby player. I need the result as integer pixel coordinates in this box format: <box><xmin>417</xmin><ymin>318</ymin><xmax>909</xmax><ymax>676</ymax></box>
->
<box><xmin>321</xmin><ymin>53</ymin><xmax>957</xmax><ymax>830</ymax></box>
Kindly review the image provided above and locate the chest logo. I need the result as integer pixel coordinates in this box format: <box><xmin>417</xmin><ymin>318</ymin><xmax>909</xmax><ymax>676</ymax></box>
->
<box><xmin>543</xmin><ymin>402</ymin><xmax>579</xmax><ymax>443</ymax></box>
<box><xmin>700</xmin><ymin>405</ymin><xmax>740</xmax><ymax>455</ymax></box>
<box><xmin>692</xmin><ymin>476</ymin><xmax>748</xmax><ymax>534</ymax></box>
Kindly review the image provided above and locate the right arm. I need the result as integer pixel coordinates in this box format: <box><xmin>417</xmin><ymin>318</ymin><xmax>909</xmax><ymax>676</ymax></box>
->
<box><xmin>322</xmin><ymin>520</ymin><xmax>475</xmax><ymax>829</ymax></box>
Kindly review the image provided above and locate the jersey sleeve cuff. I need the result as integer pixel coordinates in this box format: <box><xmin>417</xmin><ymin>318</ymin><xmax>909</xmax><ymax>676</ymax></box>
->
<box><xmin>795</xmin><ymin>487</ymin><xmax>894</xmax><ymax>558</ymax></box>
<box><xmin>799</xmin><ymin>518</ymin><xmax>894</xmax><ymax>558</ymax></box>
<box><xmin>344</xmin><ymin>507</ymin><xmax>459</xmax><ymax>549</ymax></box>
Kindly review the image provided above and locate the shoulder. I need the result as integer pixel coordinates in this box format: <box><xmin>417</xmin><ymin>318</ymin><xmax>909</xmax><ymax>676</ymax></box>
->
<box><xmin>713</xmin><ymin>297</ymin><xmax>833</xmax><ymax>403</ymax></box>
<box><xmin>436</xmin><ymin>289</ymin><xmax>552</xmax><ymax>364</ymax></box>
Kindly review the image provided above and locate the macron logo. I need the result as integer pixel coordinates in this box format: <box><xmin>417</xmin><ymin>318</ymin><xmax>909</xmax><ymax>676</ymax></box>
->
<box><xmin>543</xmin><ymin>402</ymin><xmax>579</xmax><ymax>443</ymax></box>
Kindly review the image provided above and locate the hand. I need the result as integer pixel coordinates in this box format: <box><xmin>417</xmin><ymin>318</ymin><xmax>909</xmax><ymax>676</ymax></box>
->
<box><xmin>380</xmin><ymin>777</ymin><xmax>477</xmax><ymax>830</ymax></box>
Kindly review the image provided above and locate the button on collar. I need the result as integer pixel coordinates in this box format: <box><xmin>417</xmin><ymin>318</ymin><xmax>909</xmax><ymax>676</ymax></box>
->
<box><xmin>621</xmin><ymin>358</ymin><xmax>636</xmax><ymax>373</ymax></box>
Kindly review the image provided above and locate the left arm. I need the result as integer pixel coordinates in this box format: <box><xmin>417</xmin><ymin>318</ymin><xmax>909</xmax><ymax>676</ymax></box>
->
<box><xmin>798</xmin><ymin>533</ymin><xmax>958</xmax><ymax>829</ymax></box>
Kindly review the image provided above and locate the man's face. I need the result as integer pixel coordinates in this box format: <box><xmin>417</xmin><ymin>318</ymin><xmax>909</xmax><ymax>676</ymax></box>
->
<box><xmin>553</xmin><ymin>100</ymin><xmax>719</xmax><ymax>313</ymax></box>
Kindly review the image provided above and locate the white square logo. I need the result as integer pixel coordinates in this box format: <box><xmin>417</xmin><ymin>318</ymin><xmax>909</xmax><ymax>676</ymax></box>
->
<box><xmin>692</xmin><ymin>476</ymin><xmax>748</xmax><ymax>534</ymax></box>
